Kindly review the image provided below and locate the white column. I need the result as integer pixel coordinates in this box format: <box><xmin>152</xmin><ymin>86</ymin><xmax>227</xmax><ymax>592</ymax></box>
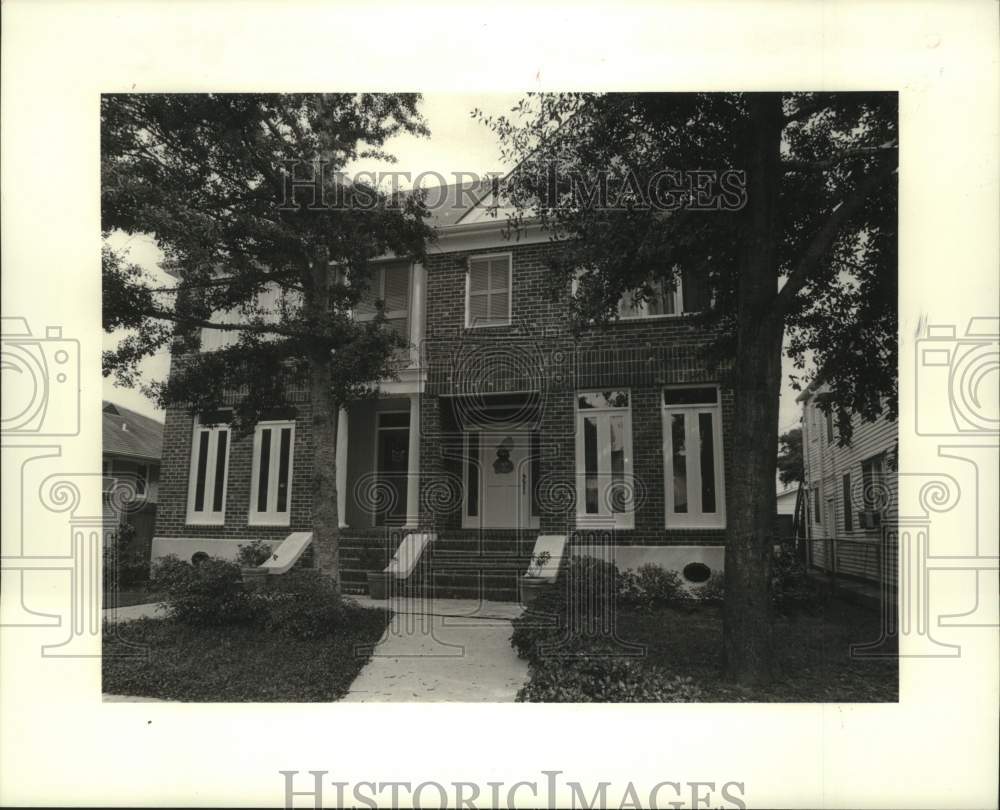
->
<box><xmin>336</xmin><ymin>406</ymin><xmax>349</xmax><ymax>528</ymax></box>
<box><xmin>409</xmin><ymin>261</ymin><xmax>426</xmax><ymax>369</ymax></box>
<box><xmin>404</xmin><ymin>393</ymin><xmax>421</xmax><ymax>529</ymax></box>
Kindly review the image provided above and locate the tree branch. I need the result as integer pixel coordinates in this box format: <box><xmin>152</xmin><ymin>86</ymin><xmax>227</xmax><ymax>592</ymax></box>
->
<box><xmin>782</xmin><ymin>95</ymin><xmax>832</xmax><ymax>125</ymax></box>
<box><xmin>141</xmin><ymin>305</ymin><xmax>319</xmax><ymax>340</ymax></box>
<box><xmin>775</xmin><ymin>161</ymin><xmax>897</xmax><ymax>317</ymax></box>
<box><xmin>782</xmin><ymin>143</ymin><xmax>898</xmax><ymax>173</ymax></box>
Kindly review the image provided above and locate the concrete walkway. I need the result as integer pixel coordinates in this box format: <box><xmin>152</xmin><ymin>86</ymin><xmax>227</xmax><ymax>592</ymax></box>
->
<box><xmin>101</xmin><ymin>595</ymin><xmax>530</xmax><ymax>702</ymax></box>
<box><xmin>341</xmin><ymin>596</ymin><xmax>529</xmax><ymax>702</ymax></box>
<box><xmin>102</xmin><ymin>602</ymin><xmax>165</xmax><ymax>622</ymax></box>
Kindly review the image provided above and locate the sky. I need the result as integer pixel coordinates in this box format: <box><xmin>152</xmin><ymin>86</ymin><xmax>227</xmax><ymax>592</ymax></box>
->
<box><xmin>102</xmin><ymin>92</ymin><xmax>804</xmax><ymax>436</ymax></box>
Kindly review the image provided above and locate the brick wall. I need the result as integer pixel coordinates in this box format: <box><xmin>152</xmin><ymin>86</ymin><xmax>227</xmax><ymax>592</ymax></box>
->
<box><xmin>156</xmin><ymin>239</ymin><xmax>735</xmax><ymax>550</ymax></box>
<box><xmin>419</xmin><ymin>241</ymin><xmax>734</xmax><ymax>547</ymax></box>
<box><xmin>154</xmin><ymin>394</ymin><xmax>315</xmax><ymax>544</ymax></box>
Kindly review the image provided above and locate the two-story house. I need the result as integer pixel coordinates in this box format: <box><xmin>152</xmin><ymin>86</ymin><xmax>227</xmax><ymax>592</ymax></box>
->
<box><xmin>151</xmin><ymin>184</ymin><xmax>734</xmax><ymax>598</ymax></box>
<box><xmin>798</xmin><ymin>383</ymin><xmax>898</xmax><ymax>590</ymax></box>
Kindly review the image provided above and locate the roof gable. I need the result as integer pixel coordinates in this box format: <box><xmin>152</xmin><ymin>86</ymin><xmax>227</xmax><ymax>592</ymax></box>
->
<box><xmin>102</xmin><ymin>401</ymin><xmax>164</xmax><ymax>460</ymax></box>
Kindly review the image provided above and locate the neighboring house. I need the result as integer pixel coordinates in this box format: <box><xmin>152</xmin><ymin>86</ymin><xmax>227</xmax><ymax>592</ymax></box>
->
<box><xmin>151</xmin><ymin>182</ymin><xmax>731</xmax><ymax>597</ymax></box>
<box><xmin>775</xmin><ymin>485</ymin><xmax>798</xmax><ymax>516</ymax></box>
<box><xmin>102</xmin><ymin>401</ymin><xmax>163</xmax><ymax>555</ymax></box>
<box><xmin>798</xmin><ymin>384</ymin><xmax>898</xmax><ymax>589</ymax></box>
<box><xmin>774</xmin><ymin>484</ymin><xmax>799</xmax><ymax>542</ymax></box>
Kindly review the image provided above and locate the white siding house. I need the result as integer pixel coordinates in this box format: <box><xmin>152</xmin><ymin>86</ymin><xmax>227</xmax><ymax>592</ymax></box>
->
<box><xmin>799</xmin><ymin>384</ymin><xmax>897</xmax><ymax>587</ymax></box>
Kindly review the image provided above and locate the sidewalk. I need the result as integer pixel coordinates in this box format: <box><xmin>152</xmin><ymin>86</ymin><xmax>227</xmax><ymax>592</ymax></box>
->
<box><xmin>341</xmin><ymin>596</ymin><xmax>529</xmax><ymax>702</ymax></box>
<box><xmin>102</xmin><ymin>602</ymin><xmax>164</xmax><ymax>622</ymax></box>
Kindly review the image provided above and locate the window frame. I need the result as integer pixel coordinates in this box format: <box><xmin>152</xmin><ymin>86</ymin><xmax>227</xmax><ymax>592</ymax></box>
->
<box><xmin>186</xmin><ymin>417</ymin><xmax>231</xmax><ymax>526</ymax></box>
<box><xmin>860</xmin><ymin>452</ymin><xmax>887</xmax><ymax>531</ymax></box>
<box><xmin>842</xmin><ymin>472</ymin><xmax>853</xmax><ymax>532</ymax></box>
<box><xmin>617</xmin><ymin>273</ymin><xmax>684</xmax><ymax>320</ymax></box>
<box><xmin>199</xmin><ymin>281</ymin><xmax>297</xmax><ymax>353</ymax></box>
<box><xmin>465</xmin><ymin>252</ymin><xmax>513</xmax><ymax>329</ymax></box>
<box><xmin>134</xmin><ymin>462</ymin><xmax>149</xmax><ymax>496</ymax></box>
<box><xmin>354</xmin><ymin>261</ymin><xmax>412</xmax><ymax>325</ymax></box>
<box><xmin>575</xmin><ymin>389</ymin><xmax>635</xmax><ymax>530</ymax></box>
<box><xmin>661</xmin><ymin>384</ymin><xmax>726</xmax><ymax>529</ymax></box>
<box><xmin>248</xmin><ymin>420</ymin><xmax>296</xmax><ymax>527</ymax></box>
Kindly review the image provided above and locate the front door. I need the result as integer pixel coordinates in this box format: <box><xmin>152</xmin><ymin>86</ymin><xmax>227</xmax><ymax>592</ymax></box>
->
<box><xmin>467</xmin><ymin>432</ymin><xmax>536</xmax><ymax>529</ymax></box>
<box><xmin>375</xmin><ymin>426</ymin><xmax>409</xmax><ymax>526</ymax></box>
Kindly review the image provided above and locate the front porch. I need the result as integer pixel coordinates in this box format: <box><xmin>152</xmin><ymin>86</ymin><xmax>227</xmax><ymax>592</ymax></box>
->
<box><xmin>337</xmin><ymin>391</ymin><xmax>553</xmax><ymax>534</ymax></box>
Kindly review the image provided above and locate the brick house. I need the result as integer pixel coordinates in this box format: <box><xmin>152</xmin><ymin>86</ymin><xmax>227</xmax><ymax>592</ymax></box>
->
<box><xmin>152</xmin><ymin>185</ymin><xmax>735</xmax><ymax>598</ymax></box>
<box><xmin>798</xmin><ymin>383</ymin><xmax>898</xmax><ymax>589</ymax></box>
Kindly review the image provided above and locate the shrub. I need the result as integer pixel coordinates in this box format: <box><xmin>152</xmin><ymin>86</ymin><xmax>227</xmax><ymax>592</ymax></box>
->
<box><xmin>622</xmin><ymin>564</ymin><xmax>686</xmax><ymax>610</ymax></box>
<box><xmin>512</xmin><ymin>555</ymin><xmax>633</xmax><ymax>661</ymax></box>
<box><xmin>518</xmin><ymin>656</ymin><xmax>705</xmax><ymax>702</ymax></box>
<box><xmin>236</xmin><ymin>539</ymin><xmax>273</xmax><ymax>568</ymax></box>
<box><xmin>772</xmin><ymin>548</ymin><xmax>827</xmax><ymax>614</ymax></box>
<box><xmin>696</xmin><ymin>572</ymin><xmax>726</xmax><ymax>602</ymax></box>
<box><xmin>260</xmin><ymin>570</ymin><xmax>348</xmax><ymax>640</ymax></box>
<box><xmin>151</xmin><ymin>555</ymin><xmax>260</xmax><ymax>626</ymax></box>
<box><xmin>103</xmin><ymin>522</ymin><xmax>149</xmax><ymax>590</ymax></box>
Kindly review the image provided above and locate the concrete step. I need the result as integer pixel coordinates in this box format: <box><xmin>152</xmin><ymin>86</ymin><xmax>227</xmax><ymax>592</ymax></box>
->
<box><xmin>399</xmin><ymin>580</ymin><xmax>522</xmax><ymax>602</ymax></box>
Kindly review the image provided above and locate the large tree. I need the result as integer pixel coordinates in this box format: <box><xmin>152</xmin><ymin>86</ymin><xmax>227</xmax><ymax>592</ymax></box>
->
<box><xmin>102</xmin><ymin>93</ymin><xmax>433</xmax><ymax>584</ymax></box>
<box><xmin>481</xmin><ymin>92</ymin><xmax>897</xmax><ymax>684</ymax></box>
<box><xmin>777</xmin><ymin>427</ymin><xmax>804</xmax><ymax>488</ymax></box>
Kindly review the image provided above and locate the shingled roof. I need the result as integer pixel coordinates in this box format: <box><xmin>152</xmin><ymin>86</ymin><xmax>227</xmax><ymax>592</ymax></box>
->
<box><xmin>102</xmin><ymin>401</ymin><xmax>164</xmax><ymax>461</ymax></box>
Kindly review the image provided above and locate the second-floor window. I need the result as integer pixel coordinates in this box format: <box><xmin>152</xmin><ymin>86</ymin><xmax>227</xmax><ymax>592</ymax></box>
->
<box><xmin>354</xmin><ymin>260</ymin><xmax>411</xmax><ymax>342</ymax></box>
<box><xmin>466</xmin><ymin>253</ymin><xmax>512</xmax><ymax>328</ymax></box>
<box><xmin>574</xmin><ymin>265</ymin><xmax>710</xmax><ymax>320</ymax></box>
<box><xmin>619</xmin><ymin>273</ymin><xmax>684</xmax><ymax>318</ymax></box>
<box><xmin>200</xmin><ymin>283</ymin><xmax>292</xmax><ymax>352</ymax></box>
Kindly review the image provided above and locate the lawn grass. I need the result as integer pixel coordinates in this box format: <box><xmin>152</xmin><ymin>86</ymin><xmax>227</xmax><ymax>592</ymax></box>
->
<box><xmin>618</xmin><ymin>601</ymin><xmax>897</xmax><ymax>702</ymax></box>
<box><xmin>518</xmin><ymin>600</ymin><xmax>898</xmax><ymax>702</ymax></box>
<box><xmin>103</xmin><ymin>605</ymin><xmax>390</xmax><ymax>702</ymax></box>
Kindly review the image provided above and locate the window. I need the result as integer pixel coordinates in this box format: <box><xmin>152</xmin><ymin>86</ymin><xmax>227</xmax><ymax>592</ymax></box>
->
<box><xmin>466</xmin><ymin>253</ymin><xmax>511</xmax><ymax>327</ymax></box>
<box><xmin>575</xmin><ymin>390</ymin><xmax>634</xmax><ymax>529</ymax></box>
<box><xmin>199</xmin><ymin>307</ymin><xmax>242</xmax><ymax>352</ymax></box>
<box><xmin>200</xmin><ymin>282</ymin><xmax>297</xmax><ymax>352</ymax></box>
<box><xmin>842</xmin><ymin>473</ymin><xmax>853</xmax><ymax>532</ymax></box>
<box><xmin>662</xmin><ymin>386</ymin><xmax>725</xmax><ymax>528</ymax></box>
<box><xmin>618</xmin><ymin>273</ymin><xmax>683</xmax><ymax>318</ymax></box>
<box><xmin>813</xmin><ymin>486</ymin><xmax>821</xmax><ymax>523</ymax></box>
<box><xmin>135</xmin><ymin>463</ymin><xmax>148</xmax><ymax>496</ymax></box>
<box><xmin>186</xmin><ymin>418</ymin><xmax>231</xmax><ymax>524</ymax></box>
<box><xmin>825</xmin><ymin>409</ymin><xmax>835</xmax><ymax>443</ymax></box>
<box><xmin>861</xmin><ymin>453</ymin><xmax>887</xmax><ymax>519</ymax></box>
<box><xmin>249</xmin><ymin>421</ymin><xmax>295</xmax><ymax>526</ymax></box>
<box><xmin>354</xmin><ymin>260</ymin><xmax>411</xmax><ymax>342</ymax></box>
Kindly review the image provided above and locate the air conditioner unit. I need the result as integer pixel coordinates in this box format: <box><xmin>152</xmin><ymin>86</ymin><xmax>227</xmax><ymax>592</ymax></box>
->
<box><xmin>859</xmin><ymin>510</ymin><xmax>882</xmax><ymax>530</ymax></box>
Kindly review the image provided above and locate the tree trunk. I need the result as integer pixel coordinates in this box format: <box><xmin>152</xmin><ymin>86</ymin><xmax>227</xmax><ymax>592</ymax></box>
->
<box><xmin>722</xmin><ymin>93</ymin><xmax>784</xmax><ymax>684</ymax></box>
<box><xmin>305</xmin><ymin>256</ymin><xmax>341</xmax><ymax>587</ymax></box>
